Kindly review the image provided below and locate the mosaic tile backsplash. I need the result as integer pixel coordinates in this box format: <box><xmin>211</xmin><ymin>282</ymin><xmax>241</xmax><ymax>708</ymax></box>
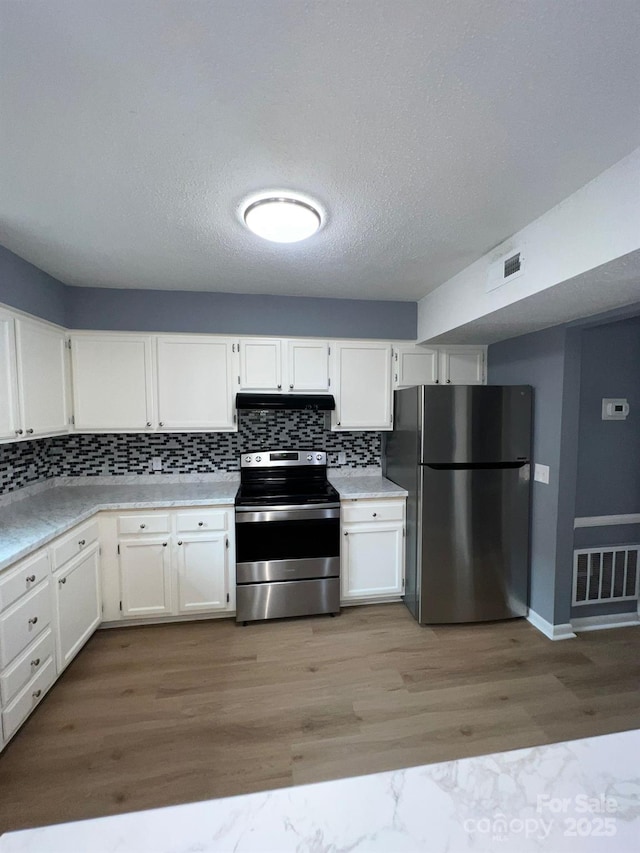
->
<box><xmin>0</xmin><ymin>411</ymin><xmax>380</xmax><ymax>495</ymax></box>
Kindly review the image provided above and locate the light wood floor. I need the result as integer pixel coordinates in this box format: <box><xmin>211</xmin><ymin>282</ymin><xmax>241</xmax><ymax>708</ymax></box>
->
<box><xmin>1</xmin><ymin>604</ymin><xmax>639</xmax><ymax>834</ymax></box>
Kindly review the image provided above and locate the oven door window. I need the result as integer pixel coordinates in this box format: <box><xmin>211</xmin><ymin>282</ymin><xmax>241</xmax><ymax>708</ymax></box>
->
<box><xmin>236</xmin><ymin>518</ymin><xmax>339</xmax><ymax>563</ymax></box>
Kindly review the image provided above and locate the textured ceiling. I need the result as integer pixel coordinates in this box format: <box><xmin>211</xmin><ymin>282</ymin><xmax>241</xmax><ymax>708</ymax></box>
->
<box><xmin>1</xmin><ymin>0</ymin><xmax>639</xmax><ymax>301</ymax></box>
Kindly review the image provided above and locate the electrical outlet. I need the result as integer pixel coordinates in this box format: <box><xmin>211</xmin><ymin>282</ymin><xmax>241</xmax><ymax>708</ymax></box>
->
<box><xmin>534</xmin><ymin>463</ymin><xmax>549</xmax><ymax>484</ymax></box>
<box><xmin>151</xmin><ymin>457</ymin><xmax>162</xmax><ymax>472</ymax></box>
<box><xmin>337</xmin><ymin>452</ymin><xmax>347</xmax><ymax>465</ymax></box>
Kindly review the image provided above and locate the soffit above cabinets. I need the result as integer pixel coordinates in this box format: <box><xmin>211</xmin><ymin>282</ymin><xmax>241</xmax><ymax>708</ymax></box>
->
<box><xmin>1</xmin><ymin>1</ymin><xmax>639</xmax><ymax>301</ymax></box>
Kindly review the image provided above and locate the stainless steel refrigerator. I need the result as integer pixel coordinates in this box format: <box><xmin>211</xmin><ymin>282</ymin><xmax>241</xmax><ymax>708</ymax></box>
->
<box><xmin>382</xmin><ymin>385</ymin><xmax>532</xmax><ymax>624</ymax></box>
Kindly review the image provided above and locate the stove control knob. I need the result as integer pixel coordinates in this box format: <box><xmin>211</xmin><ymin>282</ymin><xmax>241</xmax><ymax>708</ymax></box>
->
<box><xmin>307</xmin><ymin>454</ymin><xmax>313</xmax><ymax>461</ymax></box>
<box><xmin>245</xmin><ymin>456</ymin><xmax>252</xmax><ymax>463</ymax></box>
<box><xmin>316</xmin><ymin>454</ymin><xmax>323</xmax><ymax>461</ymax></box>
<box><xmin>255</xmin><ymin>455</ymin><xmax>262</xmax><ymax>462</ymax></box>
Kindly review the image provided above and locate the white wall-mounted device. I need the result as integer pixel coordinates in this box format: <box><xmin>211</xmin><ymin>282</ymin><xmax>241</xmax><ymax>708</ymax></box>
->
<box><xmin>601</xmin><ymin>398</ymin><xmax>630</xmax><ymax>420</ymax></box>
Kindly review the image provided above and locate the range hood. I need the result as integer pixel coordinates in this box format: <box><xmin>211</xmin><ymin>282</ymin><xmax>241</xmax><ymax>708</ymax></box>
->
<box><xmin>236</xmin><ymin>393</ymin><xmax>335</xmax><ymax>411</ymax></box>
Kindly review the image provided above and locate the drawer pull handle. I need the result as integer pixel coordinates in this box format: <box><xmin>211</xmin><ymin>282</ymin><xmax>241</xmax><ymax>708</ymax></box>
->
<box><xmin>59</xmin><ymin>577</ymin><xmax>67</xmax><ymax>585</ymax></box>
<box><xmin>26</xmin><ymin>574</ymin><xmax>36</xmax><ymax>583</ymax></box>
<box><xmin>31</xmin><ymin>658</ymin><xmax>41</xmax><ymax>667</ymax></box>
<box><xmin>32</xmin><ymin>689</ymin><xmax>42</xmax><ymax>699</ymax></box>
<box><xmin>78</xmin><ymin>539</ymin><xmax>86</xmax><ymax>546</ymax></box>
<box><xmin>28</xmin><ymin>616</ymin><xmax>38</xmax><ymax>625</ymax></box>
<box><xmin>372</xmin><ymin>512</ymin><xmax>377</xmax><ymax>517</ymax></box>
<box><xmin>198</xmin><ymin>521</ymin><xmax>204</xmax><ymax>527</ymax></box>
<box><xmin>140</xmin><ymin>524</ymin><xmax>146</xmax><ymax>529</ymax></box>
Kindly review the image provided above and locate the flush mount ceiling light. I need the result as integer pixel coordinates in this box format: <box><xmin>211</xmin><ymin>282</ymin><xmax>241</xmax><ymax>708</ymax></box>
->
<box><xmin>243</xmin><ymin>195</ymin><xmax>322</xmax><ymax>243</ymax></box>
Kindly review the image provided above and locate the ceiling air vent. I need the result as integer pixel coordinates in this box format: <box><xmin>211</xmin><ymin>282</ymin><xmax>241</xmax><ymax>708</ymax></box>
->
<box><xmin>486</xmin><ymin>243</ymin><xmax>526</xmax><ymax>292</ymax></box>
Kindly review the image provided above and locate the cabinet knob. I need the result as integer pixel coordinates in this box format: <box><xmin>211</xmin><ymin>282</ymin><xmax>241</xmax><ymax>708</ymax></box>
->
<box><xmin>372</xmin><ymin>512</ymin><xmax>377</xmax><ymax>517</ymax></box>
<box><xmin>140</xmin><ymin>524</ymin><xmax>146</xmax><ymax>529</ymax></box>
<box><xmin>32</xmin><ymin>689</ymin><xmax>42</xmax><ymax>699</ymax></box>
<box><xmin>336</xmin><ymin>421</ymin><xmax>341</xmax><ymax>426</ymax></box>
<box><xmin>28</xmin><ymin>616</ymin><xmax>38</xmax><ymax>625</ymax></box>
<box><xmin>15</xmin><ymin>429</ymin><xmax>23</xmax><ymax>435</ymax></box>
<box><xmin>59</xmin><ymin>578</ymin><xmax>66</xmax><ymax>585</ymax></box>
<box><xmin>177</xmin><ymin>540</ymin><xmax>183</xmax><ymax>546</ymax></box>
<box><xmin>146</xmin><ymin>422</ymin><xmax>152</xmax><ymax>427</ymax></box>
<box><xmin>198</xmin><ymin>522</ymin><xmax>204</xmax><ymax>527</ymax></box>
<box><xmin>344</xmin><ymin>531</ymin><xmax>348</xmax><ymax>536</ymax></box>
<box><xmin>434</xmin><ymin>380</ymin><xmax>439</xmax><ymax>384</ymax></box>
<box><xmin>31</xmin><ymin>658</ymin><xmax>41</xmax><ymax>668</ymax></box>
<box><xmin>162</xmin><ymin>542</ymin><xmax>167</xmax><ymax>547</ymax></box>
<box><xmin>289</xmin><ymin>384</ymin><xmax>294</xmax><ymax>390</ymax></box>
<box><xmin>159</xmin><ymin>421</ymin><xmax>164</xmax><ymax>427</ymax></box>
<box><xmin>78</xmin><ymin>539</ymin><xmax>86</xmax><ymax>546</ymax></box>
<box><xmin>446</xmin><ymin>379</ymin><xmax>451</xmax><ymax>384</ymax></box>
<box><xmin>26</xmin><ymin>428</ymin><xmax>34</xmax><ymax>434</ymax></box>
<box><xmin>277</xmin><ymin>384</ymin><xmax>282</xmax><ymax>390</ymax></box>
<box><xmin>26</xmin><ymin>574</ymin><xmax>36</xmax><ymax>583</ymax></box>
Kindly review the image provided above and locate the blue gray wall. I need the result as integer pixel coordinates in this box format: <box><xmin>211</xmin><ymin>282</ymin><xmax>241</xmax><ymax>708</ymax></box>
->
<box><xmin>0</xmin><ymin>245</ymin><xmax>68</xmax><ymax>326</ymax></box>
<box><xmin>575</xmin><ymin>316</ymin><xmax>640</xmax><ymax>517</ymax></box>
<box><xmin>488</xmin><ymin>325</ymin><xmax>578</xmax><ymax>626</ymax></box>
<box><xmin>0</xmin><ymin>245</ymin><xmax>416</xmax><ymax>339</ymax></box>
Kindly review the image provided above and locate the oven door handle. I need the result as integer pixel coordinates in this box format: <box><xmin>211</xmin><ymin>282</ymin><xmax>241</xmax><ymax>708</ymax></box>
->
<box><xmin>235</xmin><ymin>507</ymin><xmax>340</xmax><ymax>523</ymax></box>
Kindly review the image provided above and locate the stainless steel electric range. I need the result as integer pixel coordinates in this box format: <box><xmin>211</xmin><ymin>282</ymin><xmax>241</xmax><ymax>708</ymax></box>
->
<box><xmin>234</xmin><ymin>450</ymin><xmax>341</xmax><ymax>624</ymax></box>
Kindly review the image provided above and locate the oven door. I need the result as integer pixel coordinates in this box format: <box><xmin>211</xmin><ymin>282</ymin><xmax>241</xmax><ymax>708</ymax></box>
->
<box><xmin>235</xmin><ymin>507</ymin><xmax>340</xmax><ymax>583</ymax></box>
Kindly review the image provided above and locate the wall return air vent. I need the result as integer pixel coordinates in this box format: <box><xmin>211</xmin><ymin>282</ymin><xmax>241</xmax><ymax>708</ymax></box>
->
<box><xmin>486</xmin><ymin>244</ymin><xmax>526</xmax><ymax>292</ymax></box>
<box><xmin>572</xmin><ymin>545</ymin><xmax>639</xmax><ymax>606</ymax></box>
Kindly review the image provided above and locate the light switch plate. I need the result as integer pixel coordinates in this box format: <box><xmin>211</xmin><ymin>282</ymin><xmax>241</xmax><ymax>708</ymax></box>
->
<box><xmin>534</xmin><ymin>463</ymin><xmax>550</xmax><ymax>484</ymax></box>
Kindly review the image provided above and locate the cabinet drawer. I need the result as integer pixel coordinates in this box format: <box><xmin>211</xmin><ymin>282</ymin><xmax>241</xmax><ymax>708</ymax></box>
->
<box><xmin>175</xmin><ymin>510</ymin><xmax>228</xmax><ymax>533</ymax></box>
<box><xmin>52</xmin><ymin>520</ymin><xmax>99</xmax><ymax>570</ymax></box>
<box><xmin>0</xmin><ymin>550</ymin><xmax>50</xmax><ymax>613</ymax></box>
<box><xmin>2</xmin><ymin>656</ymin><xmax>55</xmax><ymax>742</ymax></box>
<box><xmin>342</xmin><ymin>501</ymin><xmax>404</xmax><ymax>524</ymax></box>
<box><xmin>0</xmin><ymin>628</ymin><xmax>54</xmax><ymax>706</ymax></box>
<box><xmin>0</xmin><ymin>582</ymin><xmax>51</xmax><ymax>669</ymax></box>
<box><xmin>118</xmin><ymin>514</ymin><xmax>171</xmax><ymax>535</ymax></box>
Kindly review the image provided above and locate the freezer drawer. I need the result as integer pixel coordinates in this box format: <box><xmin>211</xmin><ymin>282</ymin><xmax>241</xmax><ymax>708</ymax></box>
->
<box><xmin>417</xmin><ymin>464</ymin><xmax>530</xmax><ymax>623</ymax></box>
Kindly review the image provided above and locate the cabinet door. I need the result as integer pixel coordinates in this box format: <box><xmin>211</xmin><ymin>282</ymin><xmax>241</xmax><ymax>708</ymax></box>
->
<box><xmin>286</xmin><ymin>340</ymin><xmax>330</xmax><ymax>392</ymax></box>
<box><xmin>156</xmin><ymin>336</ymin><xmax>236</xmax><ymax>430</ymax></box>
<box><xmin>54</xmin><ymin>545</ymin><xmax>101</xmax><ymax>671</ymax></box>
<box><xmin>333</xmin><ymin>342</ymin><xmax>392</xmax><ymax>430</ymax></box>
<box><xmin>341</xmin><ymin>523</ymin><xmax>404</xmax><ymax>600</ymax></box>
<box><xmin>15</xmin><ymin>318</ymin><xmax>69</xmax><ymax>437</ymax></box>
<box><xmin>0</xmin><ymin>312</ymin><xmax>20</xmax><ymax>441</ymax></box>
<box><xmin>119</xmin><ymin>538</ymin><xmax>172</xmax><ymax>617</ymax></box>
<box><xmin>439</xmin><ymin>348</ymin><xmax>485</xmax><ymax>385</ymax></box>
<box><xmin>176</xmin><ymin>534</ymin><xmax>228</xmax><ymax>613</ymax></box>
<box><xmin>71</xmin><ymin>334</ymin><xmax>154</xmax><ymax>430</ymax></box>
<box><xmin>239</xmin><ymin>339</ymin><xmax>282</xmax><ymax>391</ymax></box>
<box><xmin>394</xmin><ymin>345</ymin><xmax>439</xmax><ymax>388</ymax></box>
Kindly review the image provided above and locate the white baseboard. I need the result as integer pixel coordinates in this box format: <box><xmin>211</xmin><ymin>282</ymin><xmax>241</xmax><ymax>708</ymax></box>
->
<box><xmin>574</xmin><ymin>513</ymin><xmax>640</xmax><ymax>528</ymax></box>
<box><xmin>571</xmin><ymin>612</ymin><xmax>640</xmax><ymax>633</ymax></box>
<box><xmin>527</xmin><ymin>608</ymin><xmax>576</xmax><ymax>640</ymax></box>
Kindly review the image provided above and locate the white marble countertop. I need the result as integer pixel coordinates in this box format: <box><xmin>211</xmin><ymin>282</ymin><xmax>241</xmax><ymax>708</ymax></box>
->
<box><xmin>1</xmin><ymin>728</ymin><xmax>638</xmax><ymax>852</ymax></box>
<box><xmin>0</xmin><ymin>473</ymin><xmax>406</xmax><ymax>573</ymax></box>
<box><xmin>329</xmin><ymin>473</ymin><xmax>407</xmax><ymax>499</ymax></box>
<box><xmin>0</xmin><ymin>479</ymin><xmax>240</xmax><ymax>572</ymax></box>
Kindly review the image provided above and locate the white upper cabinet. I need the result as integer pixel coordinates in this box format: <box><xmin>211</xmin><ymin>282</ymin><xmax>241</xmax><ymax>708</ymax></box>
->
<box><xmin>439</xmin><ymin>347</ymin><xmax>485</xmax><ymax>385</ymax></box>
<box><xmin>239</xmin><ymin>339</ymin><xmax>282</xmax><ymax>391</ymax></box>
<box><xmin>286</xmin><ymin>340</ymin><xmax>330</xmax><ymax>392</ymax></box>
<box><xmin>71</xmin><ymin>334</ymin><xmax>154</xmax><ymax>431</ymax></box>
<box><xmin>15</xmin><ymin>318</ymin><xmax>69</xmax><ymax>437</ymax></box>
<box><xmin>0</xmin><ymin>312</ymin><xmax>20</xmax><ymax>441</ymax></box>
<box><xmin>394</xmin><ymin>345</ymin><xmax>439</xmax><ymax>388</ymax></box>
<box><xmin>156</xmin><ymin>336</ymin><xmax>236</xmax><ymax>431</ymax></box>
<box><xmin>332</xmin><ymin>341</ymin><xmax>392</xmax><ymax>431</ymax></box>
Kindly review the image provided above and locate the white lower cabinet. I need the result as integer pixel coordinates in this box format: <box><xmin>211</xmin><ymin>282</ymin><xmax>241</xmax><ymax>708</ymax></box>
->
<box><xmin>340</xmin><ymin>498</ymin><xmax>405</xmax><ymax>602</ymax></box>
<box><xmin>119</xmin><ymin>538</ymin><xmax>173</xmax><ymax>617</ymax></box>
<box><xmin>107</xmin><ymin>506</ymin><xmax>235</xmax><ymax>621</ymax></box>
<box><xmin>53</xmin><ymin>545</ymin><xmax>101</xmax><ymax>672</ymax></box>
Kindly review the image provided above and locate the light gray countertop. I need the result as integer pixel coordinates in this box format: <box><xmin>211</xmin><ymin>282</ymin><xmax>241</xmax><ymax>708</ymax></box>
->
<box><xmin>329</xmin><ymin>473</ymin><xmax>408</xmax><ymax>499</ymax></box>
<box><xmin>0</xmin><ymin>473</ymin><xmax>406</xmax><ymax>572</ymax></box>
<box><xmin>1</xmin><ymin>728</ymin><xmax>638</xmax><ymax>852</ymax></box>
